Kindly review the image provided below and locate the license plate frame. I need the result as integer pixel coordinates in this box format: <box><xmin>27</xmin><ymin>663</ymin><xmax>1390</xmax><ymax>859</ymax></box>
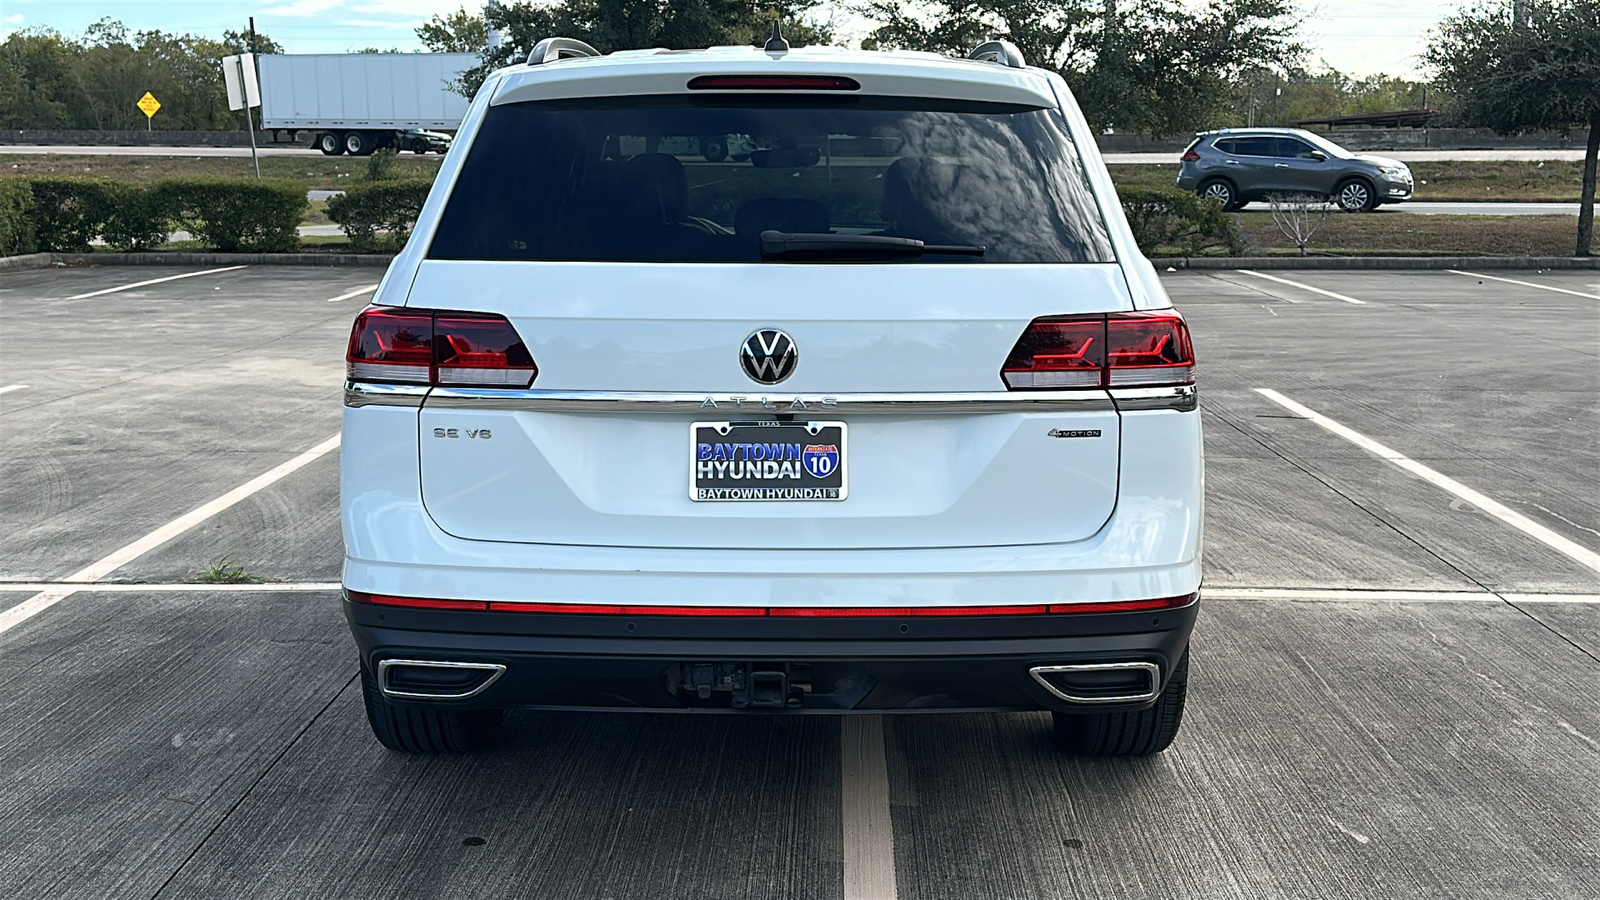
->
<box><xmin>691</xmin><ymin>421</ymin><xmax>848</xmax><ymax>502</ymax></box>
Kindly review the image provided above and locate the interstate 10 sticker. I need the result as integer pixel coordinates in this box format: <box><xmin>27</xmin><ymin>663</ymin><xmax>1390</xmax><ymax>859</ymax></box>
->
<box><xmin>691</xmin><ymin>421</ymin><xmax>848</xmax><ymax>501</ymax></box>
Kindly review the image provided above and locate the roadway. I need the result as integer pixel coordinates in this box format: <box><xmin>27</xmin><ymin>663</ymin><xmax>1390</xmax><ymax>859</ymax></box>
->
<box><xmin>0</xmin><ymin>265</ymin><xmax>1597</xmax><ymax>899</ymax></box>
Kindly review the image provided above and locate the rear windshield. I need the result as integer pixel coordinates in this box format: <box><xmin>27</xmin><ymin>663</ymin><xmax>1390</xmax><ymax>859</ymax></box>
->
<box><xmin>428</xmin><ymin>96</ymin><xmax>1114</xmax><ymax>264</ymax></box>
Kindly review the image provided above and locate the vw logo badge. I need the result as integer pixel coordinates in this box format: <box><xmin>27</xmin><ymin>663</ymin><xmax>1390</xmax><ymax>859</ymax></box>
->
<box><xmin>740</xmin><ymin>329</ymin><xmax>798</xmax><ymax>385</ymax></box>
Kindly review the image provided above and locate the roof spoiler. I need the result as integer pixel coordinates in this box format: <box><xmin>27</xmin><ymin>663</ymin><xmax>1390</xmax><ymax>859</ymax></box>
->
<box><xmin>968</xmin><ymin>40</ymin><xmax>1026</xmax><ymax>69</ymax></box>
<box><xmin>527</xmin><ymin>37</ymin><xmax>601</xmax><ymax>66</ymax></box>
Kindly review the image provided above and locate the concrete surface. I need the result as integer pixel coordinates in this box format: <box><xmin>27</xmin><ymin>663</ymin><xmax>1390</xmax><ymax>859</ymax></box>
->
<box><xmin>0</xmin><ymin>264</ymin><xmax>1596</xmax><ymax>899</ymax></box>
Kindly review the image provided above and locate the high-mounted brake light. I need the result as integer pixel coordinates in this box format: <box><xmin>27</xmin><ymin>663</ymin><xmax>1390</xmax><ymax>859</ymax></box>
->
<box><xmin>347</xmin><ymin>307</ymin><xmax>537</xmax><ymax>388</ymax></box>
<box><xmin>1002</xmin><ymin>312</ymin><xmax>1193</xmax><ymax>390</ymax></box>
<box><xmin>687</xmin><ymin>75</ymin><xmax>861</xmax><ymax>91</ymax></box>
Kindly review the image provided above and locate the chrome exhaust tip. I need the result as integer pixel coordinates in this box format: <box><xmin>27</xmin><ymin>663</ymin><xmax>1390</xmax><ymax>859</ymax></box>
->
<box><xmin>1028</xmin><ymin>661</ymin><xmax>1161</xmax><ymax>704</ymax></box>
<box><xmin>378</xmin><ymin>659</ymin><xmax>507</xmax><ymax>701</ymax></box>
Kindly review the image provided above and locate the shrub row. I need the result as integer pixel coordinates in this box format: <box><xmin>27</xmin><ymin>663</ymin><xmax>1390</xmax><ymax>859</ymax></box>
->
<box><xmin>326</xmin><ymin>179</ymin><xmax>433</xmax><ymax>252</ymax></box>
<box><xmin>1</xmin><ymin>177</ymin><xmax>308</xmax><ymax>254</ymax></box>
<box><xmin>0</xmin><ymin>179</ymin><xmax>35</xmax><ymax>256</ymax></box>
<box><xmin>1119</xmin><ymin>186</ymin><xmax>1244</xmax><ymax>258</ymax></box>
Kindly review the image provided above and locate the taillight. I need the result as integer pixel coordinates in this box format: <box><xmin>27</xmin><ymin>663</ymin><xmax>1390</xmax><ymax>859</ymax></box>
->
<box><xmin>435</xmin><ymin>315</ymin><xmax>537</xmax><ymax>387</ymax></box>
<box><xmin>346</xmin><ymin>308</ymin><xmax>433</xmax><ymax>384</ymax></box>
<box><xmin>1181</xmin><ymin>147</ymin><xmax>1202</xmax><ymax>161</ymax></box>
<box><xmin>346</xmin><ymin>306</ymin><xmax>536</xmax><ymax>388</ymax></box>
<box><xmin>1002</xmin><ymin>312</ymin><xmax>1193</xmax><ymax>390</ymax></box>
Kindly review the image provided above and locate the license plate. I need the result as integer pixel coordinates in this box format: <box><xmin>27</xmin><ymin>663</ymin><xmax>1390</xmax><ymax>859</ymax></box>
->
<box><xmin>691</xmin><ymin>421</ymin><xmax>847</xmax><ymax>502</ymax></box>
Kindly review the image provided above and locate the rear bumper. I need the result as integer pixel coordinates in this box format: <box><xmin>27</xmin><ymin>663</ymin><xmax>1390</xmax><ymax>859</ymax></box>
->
<box><xmin>345</xmin><ymin>598</ymin><xmax>1198</xmax><ymax>713</ymax></box>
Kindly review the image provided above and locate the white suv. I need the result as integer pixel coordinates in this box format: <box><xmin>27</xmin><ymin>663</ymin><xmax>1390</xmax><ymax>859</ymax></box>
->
<box><xmin>341</xmin><ymin>37</ymin><xmax>1203</xmax><ymax>755</ymax></box>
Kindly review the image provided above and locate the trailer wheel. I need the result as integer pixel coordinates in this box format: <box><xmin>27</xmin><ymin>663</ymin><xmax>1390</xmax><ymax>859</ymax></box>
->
<box><xmin>318</xmin><ymin>132</ymin><xmax>344</xmax><ymax>156</ymax></box>
<box><xmin>345</xmin><ymin>131</ymin><xmax>373</xmax><ymax>156</ymax></box>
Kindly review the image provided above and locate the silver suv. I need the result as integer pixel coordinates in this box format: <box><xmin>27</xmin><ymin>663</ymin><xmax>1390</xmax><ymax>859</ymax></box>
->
<box><xmin>1175</xmin><ymin>127</ymin><xmax>1413</xmax><ymax>212</ymax></box>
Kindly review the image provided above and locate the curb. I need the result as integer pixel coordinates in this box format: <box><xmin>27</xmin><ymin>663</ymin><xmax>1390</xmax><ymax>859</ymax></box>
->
<box><xmin>0</xmin><ymin>252</ymin><xmax>53</xmax><ymax>271</ymax></box>
<box><xmin>1150</xmin><ymin>256</ymin><xmax>1600</xmax><ymax>270</ymax></box>
<box><xmin>0</xmin><ymin>252</ymin><xmax>396</xmax><ymax>270</ymax></box>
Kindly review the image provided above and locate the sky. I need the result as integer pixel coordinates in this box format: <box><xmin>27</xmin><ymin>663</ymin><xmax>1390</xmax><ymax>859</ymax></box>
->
<box><xmin>0</xmin><ymin>0</ymin><xmax>1451</xmax><ymax>79</ymax></box>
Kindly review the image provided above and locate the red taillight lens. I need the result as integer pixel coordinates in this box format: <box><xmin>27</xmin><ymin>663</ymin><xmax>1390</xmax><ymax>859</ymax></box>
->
<box><xmin>1001</xmin><ymin>318</ymin><xmax>1106</xmax><ymax>389</ymax></box>
<box><xmin>347</xmin><ymin>309</ymin><xmax>433</xmax><ymax>384</ymax></box>
<box><xmin>1106</xmin><ymin>312</ymin><xmax>1194</xmax><ymax>386</ymax></box>
<box><xmin>1181</xmin><ymin>148</ymin><xmax>1201</xmax><ymax>161</ymax></box>
<box><xmin>346</xmin><ymin>307</ymin><xmax>537</xmax><ymax>388</ymax></box>
<box><xmin>435</xmin><ymin>315</ymin><xmax>537</xmax><ymax>387</ymax></box>
<box><xmin>687</xmin><ymin>75</ymin><xmax>860</xmax><ymax>91</ymax></box>
<box><xmin>1002</xmin><ymin>312</ymin><xmax>1193</xmax><ymax>390</ymax></box>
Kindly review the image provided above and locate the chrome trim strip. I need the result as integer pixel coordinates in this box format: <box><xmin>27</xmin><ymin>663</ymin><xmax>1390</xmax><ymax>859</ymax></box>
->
<box><xmin>423</xmin><ymin>388</ymin><xmax>1116</xmax><ymax>414</ymax></box>
<box><xmin>1029</xmin><ymin>661</ymin><xmax>1162</xmax><ymax>705</ymax></box>
<box><xmin>377</xmin><ymin>658</ymin><xmax>507</xmax><ymax>701</ymax></box>
<box><xmin>1109</xmin><ymin>384</ymin><xmax>1197</xmax><ymax>412</ymax></box>
<box><xmin>344</xmin><ymin>381</ymin><xmax>430</xmax><ymax>408</ymax></box>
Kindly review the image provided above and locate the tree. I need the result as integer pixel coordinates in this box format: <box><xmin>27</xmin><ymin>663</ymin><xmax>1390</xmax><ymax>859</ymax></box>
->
<box><xmin>859</xmin><ymin>0</ymin><xmax>1303</xmax><ymax>136</ymax></box>
<box><xmin>0</xmin><ymin>19</ymin><xmax>283</xmax><ymax>131</ymax></box>
<box><xmin>1426</xmin><ymin>0</ymin><xmax>1600</xmax><ymax>255</ymax></box>
<box><xmin>446</xmin><ymin>0</ymin><xmax>833</xmax><ymax>97</ymax></box>
<box><xmin>418</xmin><ymin>8</ymin><xmax>489</xmax><ymax>53</ymax></box>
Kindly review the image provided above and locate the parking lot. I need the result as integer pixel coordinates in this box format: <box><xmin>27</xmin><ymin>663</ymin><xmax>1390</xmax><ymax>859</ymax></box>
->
<box><xmin>1</xmin><ymin>263</ymin><xmax>1596</xmax><ymax>899</ymax></box>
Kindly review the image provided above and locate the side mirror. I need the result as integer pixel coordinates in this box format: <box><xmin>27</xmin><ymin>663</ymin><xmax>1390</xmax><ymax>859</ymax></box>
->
<box><xmin>1308</xmin><ymin>150</ymin><xmax>1327</xmax><ymax>162</ymax></box>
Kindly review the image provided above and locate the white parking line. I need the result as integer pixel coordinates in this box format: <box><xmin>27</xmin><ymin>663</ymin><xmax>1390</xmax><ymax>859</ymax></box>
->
<box><xmin>1255</xmin><ymin>388</ymin><xmax>1600</xmax><ymax>575</ymax></box>
<box><xmin>1447</xmin><ymin>269</ymin><xmax>1600</xmax><ymax>300</ymax></box>
<box><xmin>0</xmin><ymin>433</ymin><xmax>341</xmax><ymax>637</ymax></box>
<box><xmin>63</xmin><ymin>265</ymin><xmax>249</xmax><ymax>301</ymax></box>
<box><xmin>326</xmin><ymin>284</ymin><xmax>379</xmax><ymax>303</ymax></box>
<box><xmin>841</xmin><ymin>715</ymin><xmax>897</xmax><ymax>900</ymax></box>
<box><xmin>0</xmin><ymin>582</ymin><xmax>341</xmax><ymax>593</ymax></box>
<box><xmin>1237</xmin><ymin>270</ymin><xmax>1367</xmax><ymax>304</ymax></box>
<box><xmin>1204</xmin><ymin>587</ymin><xmax>1498</xmax><ymax>602</ymax></box>
<box><xmin>0</xmin><ymin>384</ymin><xmax>28</xmax><ymax>395</ymax></box>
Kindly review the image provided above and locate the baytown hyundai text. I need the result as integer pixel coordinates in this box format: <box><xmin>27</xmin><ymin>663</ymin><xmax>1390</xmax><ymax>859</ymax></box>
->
<box><xmin>340</xmin><ymin>37</ymin><xmax>1203</xmax><ymax>754</ymax></box>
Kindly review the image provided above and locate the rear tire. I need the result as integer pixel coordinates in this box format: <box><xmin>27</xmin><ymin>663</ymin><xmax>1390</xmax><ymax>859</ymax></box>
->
<box><xmin>1197</xmin><ymin>178</ymin><xmax>1239</xmax><ymax>211</ymax></box>
<box><xmin>318</xmin><ymin>132</ymin><xmax>343</xmax><ymax>156</ymax></box>
<box><xmin>1051</xmin><ymin>648</ymin><xmax>1189</xmax><ymax>755</ymax></box>
<box><xmin>360</xmin><ymin>659</ymin><xmax>504</xmax><ymax>753</ymax></box>
<box><xmin>344</xmin><ymin>130</ymin><xmax>372</xmax><ymax>156</ymax></box>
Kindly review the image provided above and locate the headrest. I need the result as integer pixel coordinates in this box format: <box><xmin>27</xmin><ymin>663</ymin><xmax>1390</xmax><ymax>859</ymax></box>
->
<box><xmin>622</xmin><ymin>153</ymin><xmax>689</xmax><ymax>223</ymax></box>
<box><xmin>734</xmin><ymin>198</ymin><xmax>830</xmax><ymax>236</ymax></box>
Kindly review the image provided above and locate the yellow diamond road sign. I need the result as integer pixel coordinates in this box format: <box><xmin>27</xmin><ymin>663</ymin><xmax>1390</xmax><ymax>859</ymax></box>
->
<box><xmin>137</xmin><ymin>92</ymin><xmax>161</xmax><ymax>119</ymax></box>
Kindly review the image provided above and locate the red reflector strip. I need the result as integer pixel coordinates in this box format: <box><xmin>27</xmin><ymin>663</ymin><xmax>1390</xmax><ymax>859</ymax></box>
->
<box><xmin>347</xmin><ymin>592</ymin><xmax>1197</xmax><ymax>616</ymax></box>
<box><xmin>687</xmin><ymin>75</ymin><xmax>861</xmax><ymax>91</ymax></box>
<box><xmin>348</xmin><ymin>591</ymin><xmax>489</xmax><ymax>611</ymax></box>
<box><xmin>770</xmin><ymin>605</ymin><xmax>1047</xmax><ymax>617</ymax></box>
<box><xmin>485</xmin><ymin>602</ymin><xmax>764</xmax><ymax>616</ymax></box>
<box><xmin>1047</xmin><ymin>594</ymin><xmax>1196</xmax><ymax>614</ymax></box>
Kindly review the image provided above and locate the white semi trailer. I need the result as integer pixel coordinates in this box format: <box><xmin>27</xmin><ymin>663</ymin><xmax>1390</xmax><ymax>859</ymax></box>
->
<box><xmin>257</xmin><ymin>53</ymin><xmax>478</xmax><ymax>156</ymax></box>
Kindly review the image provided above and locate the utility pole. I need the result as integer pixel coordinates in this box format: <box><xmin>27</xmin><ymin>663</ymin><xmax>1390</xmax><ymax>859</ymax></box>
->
<box><xmin>249</xmin><ymin>16</ymin><xmax>257</xmax><ymax>54</ymax></box>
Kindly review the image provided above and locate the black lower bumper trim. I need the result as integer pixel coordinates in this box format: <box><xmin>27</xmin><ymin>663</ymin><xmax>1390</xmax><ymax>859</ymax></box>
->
<box><xmin>344</xmin><ymin>600</ymin><xmax>1197</xmax><ymax>713</ymax></box>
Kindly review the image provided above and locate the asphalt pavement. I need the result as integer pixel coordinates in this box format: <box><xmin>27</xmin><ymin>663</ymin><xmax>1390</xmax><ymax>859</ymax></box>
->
<box><xmin>0</xmin><ymin>264</ymin><xmax>1596</xmax><ymax>899</ymax></box>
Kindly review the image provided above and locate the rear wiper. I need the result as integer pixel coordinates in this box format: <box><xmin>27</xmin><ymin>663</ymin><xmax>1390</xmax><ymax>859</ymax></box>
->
<box><xmin>759</xmin><ymin>230</ymin><xmax>985</xmax><ymax>261</ymax></box>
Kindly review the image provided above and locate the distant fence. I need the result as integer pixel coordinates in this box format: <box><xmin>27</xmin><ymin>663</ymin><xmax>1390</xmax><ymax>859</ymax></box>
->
<box><xmin>1096</xmin><ymin>127</ymin><xmax>1591</xmax><ymax>154</ymax></box>
<box><xmin>0</xmin><ymin>130</ymin><xmax>305</xmax><ymax>148</ymax></box>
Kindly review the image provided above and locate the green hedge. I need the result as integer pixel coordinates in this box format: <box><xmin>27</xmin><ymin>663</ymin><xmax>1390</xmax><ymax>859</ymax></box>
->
<box><xmin>0</xmin><ymin>179</ymin><xmax>37</xmax><ymax>255</ymax></box>
<box><xmin>159</xmin><ymin>178</ymin><xmax>307</xmax><ymax>253</ymax></box>
<box><xmin>326</xmin><ymin>179</ymin><xmax>432</xmax><ymax>252</ymax></box>
<box><xmin>1119</xmin><ymin>186</ymin><xmax>1244</xmax><ymax>257</ymax></box>
<box><xmin>6</xmin><ymin>176</ymin><xmax>306</xmax><ymax>254</ymax></box>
